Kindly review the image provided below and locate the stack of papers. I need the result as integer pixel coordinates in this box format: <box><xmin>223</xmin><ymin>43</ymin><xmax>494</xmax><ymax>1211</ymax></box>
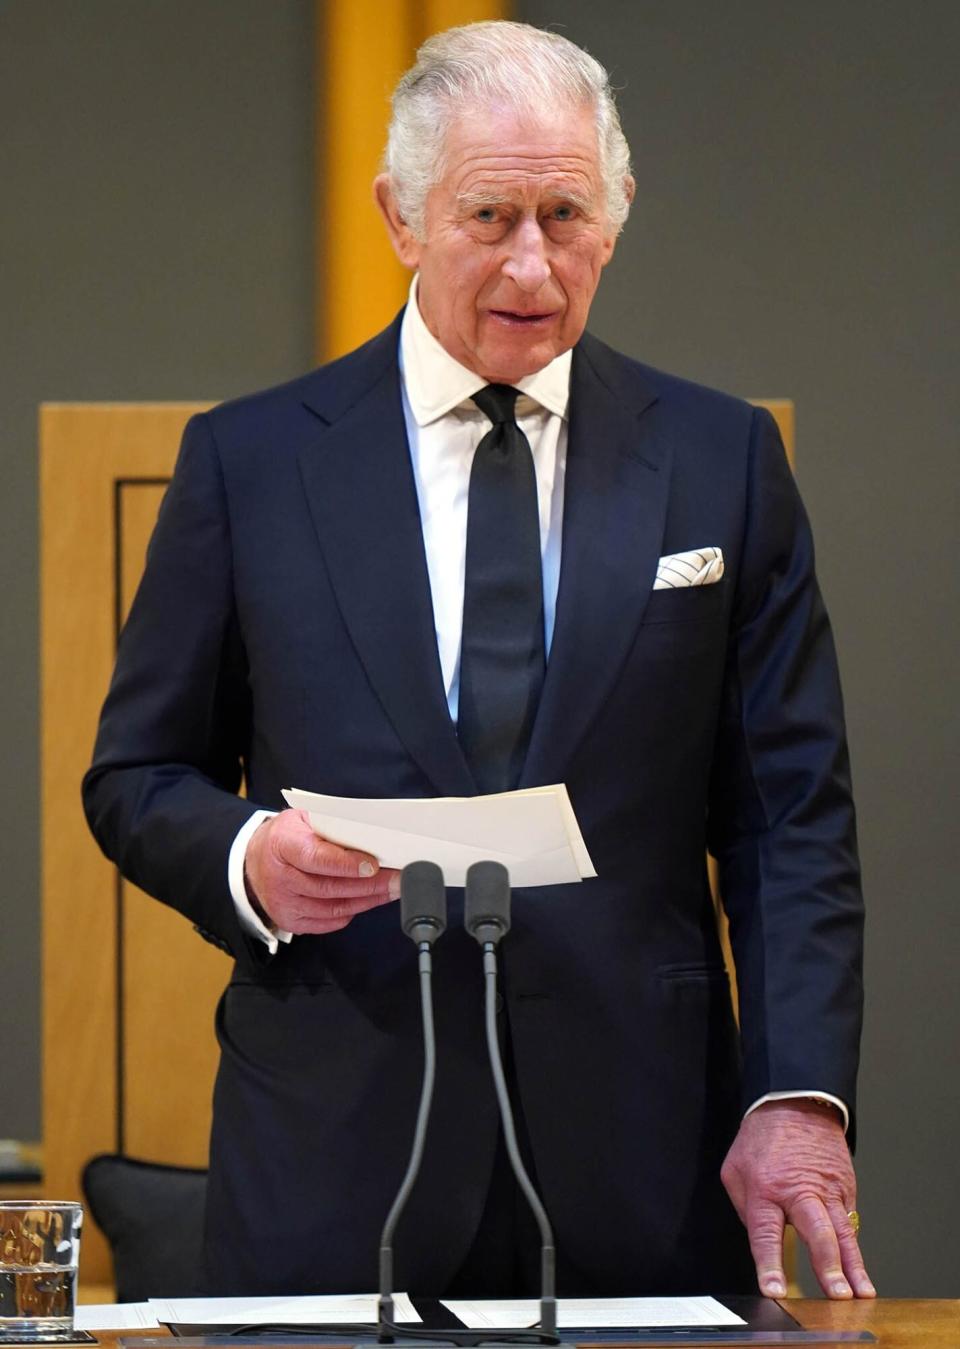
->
<box><xmin>442</xmin><ymin>1296</ymin><xmax>746</xmax><ymax>1329</ymax></box>
<box><xmin>282</xmin><ymin>784</ymin><xmax>595</xmax><ymax>888</ymax></box>
<box><xmin>150</xmin><ymin>1293</ymin><xmax>421</xmax><ymax>1324</ymax></box>
<box><xmin>75</xmin><ymin>1292</ymin><xmax>420</xmax><ymax>1331</ymax></box>
<box><xmin>75</xmin><ymin>1304</ymin><xmax>158</xmax><ymax>1331</ymax></box>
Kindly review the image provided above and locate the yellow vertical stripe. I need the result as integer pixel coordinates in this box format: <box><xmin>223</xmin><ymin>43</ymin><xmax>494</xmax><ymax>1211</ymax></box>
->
<box><xmin>316</xmin><ymin>0</ymin><xmax>414</xmax><ymax>363</ymax></box>
<box><xmin>316</xmin><ymin>0</ymin><xmax>505</xmax><ymax>364</ymax></box>
<box><xmin>423</xmin><ymin>0</ymin><xmax>506</xmax><ymax>30</ymax></box>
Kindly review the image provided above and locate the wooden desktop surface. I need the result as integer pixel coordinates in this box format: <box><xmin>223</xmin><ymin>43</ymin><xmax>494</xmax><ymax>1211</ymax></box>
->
<box><xmin>79</xmin><ymin>1300</ymin><xmax>959</xmax><ymax>1349</ymax></box>
<box><xmin>775</xmin><ymin>1297</ymin><xmax>959</xmax><ymax>1345</ymax></box>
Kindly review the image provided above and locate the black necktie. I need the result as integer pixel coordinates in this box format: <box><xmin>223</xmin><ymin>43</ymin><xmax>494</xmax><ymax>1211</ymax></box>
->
<box><xmin>457</xmin><ymin>383</ymin><xmax>546</xmax><ymax>794</ymax></box>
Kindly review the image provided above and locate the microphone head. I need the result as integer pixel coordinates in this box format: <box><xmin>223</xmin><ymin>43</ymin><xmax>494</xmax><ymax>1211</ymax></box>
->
<box><xmin>400</xmin><ymin>860</ymin><xmax>447</xmax><ymax>944</ymax></box>
<box><xmin>465</xmin><ymin>861</ymin><xmax>511</xmax><ymax>945</ymax></box>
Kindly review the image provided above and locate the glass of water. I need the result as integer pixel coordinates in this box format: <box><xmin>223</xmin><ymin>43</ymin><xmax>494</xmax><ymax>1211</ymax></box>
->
<box><xmin>0</xmin><ymin>1202</ymin><xmax>82</xmax><ymax>1340</ymax></box>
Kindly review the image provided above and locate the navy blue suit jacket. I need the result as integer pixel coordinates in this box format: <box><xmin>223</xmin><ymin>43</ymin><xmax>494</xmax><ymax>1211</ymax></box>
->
<box><xmin>84</xmin><ymin>317</ymin><xmax>863</xmax><ymax>1294</ymax></box>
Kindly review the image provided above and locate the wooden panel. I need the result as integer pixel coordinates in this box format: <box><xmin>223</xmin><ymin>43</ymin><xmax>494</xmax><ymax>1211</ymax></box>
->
<box><xmin>40</xmin><ymin>404</ymin><xmax>211</xmax><ymax>1281</ymax></box>
<box><xmin>0</xmin><ymin>1181</ymin><xmax>44</xmax><ymax>1201</ymax></box>
<box><xmin>122</xmin><ymin>882</ymin><xmax>229</xmax><ymax>1163</ymax></box>
<box><xmin>759</xmin><ymin>398</ymin><xmax>795</xmax><ymax>467</ymax></box>
<box><xmin>118</xmin><ymin>482</ymin><xmax>167</xmax><ymax>619</ymax></box>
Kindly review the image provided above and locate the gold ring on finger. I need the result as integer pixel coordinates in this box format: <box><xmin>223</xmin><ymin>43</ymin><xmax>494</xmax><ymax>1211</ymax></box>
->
<box><xmin>846</xmin><ymin>1209</ymin><xmax>861</xmax><ymax>1237</ymax></box>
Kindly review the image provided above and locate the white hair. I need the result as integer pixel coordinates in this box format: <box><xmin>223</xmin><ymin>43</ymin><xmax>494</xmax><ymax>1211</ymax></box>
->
<box><xmin>383</xmin><ymin>21</ymin><xmax>632</xmax><ymax>240</ymax></box>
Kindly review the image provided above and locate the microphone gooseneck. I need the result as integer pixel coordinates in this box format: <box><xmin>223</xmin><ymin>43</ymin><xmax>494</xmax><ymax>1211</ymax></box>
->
<box><xmin>371</xmin><ymin>860</ymin><xmax>561</xmax><ymax>1349</ymax></box>
<box><xmin>465</xmin><ymin>862</ymin><xmax>558</xmax><ymax>1339</ymax></box>
<box><xmin>378</xmin><ymin>862</ymin><xmax>446</xmax><ymax>1338</ymax></box>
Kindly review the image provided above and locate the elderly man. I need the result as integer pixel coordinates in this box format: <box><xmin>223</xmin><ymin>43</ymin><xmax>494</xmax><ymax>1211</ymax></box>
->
<box><xmin>84</xmin><ymin>22</ymin><xmax>873</xmax><ymax>1302</ymax></box>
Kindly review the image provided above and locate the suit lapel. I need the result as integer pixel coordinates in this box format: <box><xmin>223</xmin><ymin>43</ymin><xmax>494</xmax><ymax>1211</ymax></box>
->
<box><xmin>295</xmin><ymin>324</ymin><xmax>672</xmax><ymax>799</ymax></box>
<box><xmin>522</xmin><ymin>336</ymin><xmax>673</xmax><ymax>787</ymax></box>
<box><xmin>297</xmin><ymin>329</ymin><xmax>476</xmax><ymax>797</ymax></box>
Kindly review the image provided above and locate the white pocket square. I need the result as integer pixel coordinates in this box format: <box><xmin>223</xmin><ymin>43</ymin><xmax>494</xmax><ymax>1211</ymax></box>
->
<box><xmin>653</xmin><ymin>547</ymin><xmax>724</xmax><ymax>590</ymax></box>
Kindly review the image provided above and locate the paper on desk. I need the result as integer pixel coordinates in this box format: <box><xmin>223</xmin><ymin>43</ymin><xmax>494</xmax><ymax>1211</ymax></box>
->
<box><xmin>442</xmin><ymin>1296</ymin><xmax>745</xmax><ymax>1329</ymax></box>
<box><xmin>148</xmin><ymin>1292</ymin><xmax>420</xmax><ymax>1325</ymax></box>
<box><xmin>74</xmin><ymin>1303</ymin><xmax>159</xmax><ymax>1330</ymax></box>
<box><xmin>282</xmin><ymin>784</ymin><xmax>595</xmax><ymax>888</ymax></box>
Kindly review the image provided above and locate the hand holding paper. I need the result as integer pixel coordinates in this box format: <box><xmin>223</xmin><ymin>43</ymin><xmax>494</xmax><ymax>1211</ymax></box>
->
<box><xmin>282</xmin><ymin>783</ymin><xmax>595</xmax><ymax>889</ymax></box>
<box><xmin>245</xmin><ymin>784</ymin><xmax>593</xmax><ymax>937</ymax></box>
<box><xmin>244</xmin><ymin>808</ymin><xmax>400</xmax><ymax>935</ymax></box>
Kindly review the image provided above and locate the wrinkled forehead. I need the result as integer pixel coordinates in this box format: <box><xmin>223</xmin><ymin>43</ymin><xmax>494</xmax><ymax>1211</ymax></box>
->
<box><xmin>435</xmin><ymin>100</ymin><xmax>604</xmax><ymax>192</ymax></box>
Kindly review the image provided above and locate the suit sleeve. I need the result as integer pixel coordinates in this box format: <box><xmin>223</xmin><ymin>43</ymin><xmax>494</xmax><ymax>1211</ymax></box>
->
<box><xmin>82</xmin><ymin>412</ymin><xmax>269</xmax><ymax>968</ymax></box>
<box><xmin>706</xmin><ymin>407</ymin><xmax>864</xmax><ymax>1141</ymax></box>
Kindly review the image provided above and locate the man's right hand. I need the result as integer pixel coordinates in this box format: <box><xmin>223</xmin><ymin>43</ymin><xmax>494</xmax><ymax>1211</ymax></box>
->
<box><xmin>244</xmin><ymin>809</ymin><xmax>400</xmax><ymax>935</ymax></box>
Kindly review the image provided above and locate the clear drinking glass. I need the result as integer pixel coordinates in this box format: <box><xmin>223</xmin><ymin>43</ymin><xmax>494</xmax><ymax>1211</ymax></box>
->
<box><xmin>0</xmin><ymin>1202</ymin><xmax>82</xmax><ymax>1340</ymax></box>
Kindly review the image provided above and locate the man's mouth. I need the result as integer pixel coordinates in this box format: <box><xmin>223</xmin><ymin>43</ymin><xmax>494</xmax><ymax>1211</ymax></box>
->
<box><xmin>488</xmin><ymin>309</ymin><xmax>557</xmax><ymax>327</ymax></box>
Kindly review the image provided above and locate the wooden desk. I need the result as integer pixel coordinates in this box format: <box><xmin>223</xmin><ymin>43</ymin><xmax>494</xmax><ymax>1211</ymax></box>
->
<box><xmin>81</xmin><ymin>1301</ymin><xmax>960</xmax><ymax>1349</ymax></box>
<box><xmin>780</xmin><ymin>1297</ymin><xmax>960</xmax><ymax>1346</ymax></box>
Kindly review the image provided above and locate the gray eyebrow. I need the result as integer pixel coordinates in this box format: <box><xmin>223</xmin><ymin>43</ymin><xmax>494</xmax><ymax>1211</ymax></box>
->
<box><xmin>456</xmin><ymin>190</ymin><xmax>513</xmax><ymax>210</ymax></box>
<box><xmin>456</xmin><ymin>188</ymin><xmax>595</xmax><ymax>214</ymax></box>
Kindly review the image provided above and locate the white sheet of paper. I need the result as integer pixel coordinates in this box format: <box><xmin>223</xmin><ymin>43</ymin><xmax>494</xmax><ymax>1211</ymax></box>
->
<box><xmin>282</xmin><ymin>783</ymin><xmax>596</xmax><ymax>888</ymax></box>
<box><xmin>148</xmin><ymin>1292</ymin><xmax>420</xmax><ymax>1325</ymax></box>
<box><xmin>74</xmin><ymin>1303</ymin><xmax>160</xmax><ymax>1330</ymax></box>
<box><xmin>442</xmin><ymin>1296</ymin><xmax>745</xmax><ymax>1329</ymax></box>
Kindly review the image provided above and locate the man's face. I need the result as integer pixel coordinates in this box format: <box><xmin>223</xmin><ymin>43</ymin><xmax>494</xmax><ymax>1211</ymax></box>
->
<box><xmin>377</xmin><ymin>104</ymin><xmax>625</xmax><ymax>383</ymax></box>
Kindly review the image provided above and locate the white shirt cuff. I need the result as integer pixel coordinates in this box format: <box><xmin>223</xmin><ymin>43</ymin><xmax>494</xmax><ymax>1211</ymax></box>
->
<box><xmin>227</xmin><ymin>809</ymin><xmax>292</xmax><ymax>954</ymax></box>
<box><xmin>745</xmin><ymin>1090</ymin><xmax>850</xmax><ymax>1134</ymax></box>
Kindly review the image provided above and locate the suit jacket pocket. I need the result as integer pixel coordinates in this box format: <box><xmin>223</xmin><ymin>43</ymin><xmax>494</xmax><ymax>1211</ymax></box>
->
<box><xmin>642</xmin><ymin>579</ymin><xmax>726</xmax><ymax>625</ymax></box>
<box><xmin>657</xmin><ymin>961</ymin><xmax>729</xmax><ymax>983</ymax></box>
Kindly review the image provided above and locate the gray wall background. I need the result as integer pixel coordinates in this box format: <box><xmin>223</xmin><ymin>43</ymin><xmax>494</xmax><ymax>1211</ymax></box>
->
<box><xmin>1</xmin><ymin>0</ymin><xmax>957</xmax><ymax>1300</ymax></box>
<box><xmin>0</xmin><ymin>0</ymin><xmax>314</xmax><ymax>1133</ymax></box>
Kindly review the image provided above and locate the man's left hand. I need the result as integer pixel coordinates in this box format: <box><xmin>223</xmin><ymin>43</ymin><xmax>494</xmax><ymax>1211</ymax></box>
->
<box><xmin>721</xmin><ymin>1099</ymin><xmax>876</xmax><ymax>1300</ymax></box>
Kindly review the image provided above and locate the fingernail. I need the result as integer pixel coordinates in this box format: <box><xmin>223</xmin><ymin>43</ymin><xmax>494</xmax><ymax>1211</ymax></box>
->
<box><xmin>358</xmin><ymin>860</ymin><xmax>376</xmax><ymax>878</ymax></box>
<box><xmin>832</xmin><ymin>1279</ymin><xmax>852</xmax><ymax>1297</ymax></box>
<box><xmin>388</xmin><ymin>874</ymin><xmax>401</xmax><ymax>899</ymax></box>
<box><xmin>763</xmin><ymin>1278</ymin><xmax>785</xmax><ymax>1297</ymax></box>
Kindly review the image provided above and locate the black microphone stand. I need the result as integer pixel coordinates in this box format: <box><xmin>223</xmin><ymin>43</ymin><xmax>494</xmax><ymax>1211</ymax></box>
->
<box><xmin>465</xmin><ymin>862</ymin><xmax>567</xmax><ymax>1345</ymax></box>
<box><xmin>368</xmin><ymin>861</ymin><xmax>562</xmax><ymax>1349</ymax></box>
<box><xmin>378</xmin><ymin>861</ymin><xmax>446</xmax><ymax>1340</ymax></box>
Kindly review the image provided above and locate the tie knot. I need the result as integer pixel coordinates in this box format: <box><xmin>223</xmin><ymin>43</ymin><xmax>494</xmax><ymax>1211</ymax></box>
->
<box><xmin>472</xmin><ymin>383</ymin><xmax>519</xmax><ymax>426</ymax></box>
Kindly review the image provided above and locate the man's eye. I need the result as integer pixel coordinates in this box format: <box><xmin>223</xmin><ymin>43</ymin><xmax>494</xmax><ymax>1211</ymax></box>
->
<box><xmin>552</xmin><ymin>204</ymin><xmax>577</xmax><ymax>221</ymax></box>
<box><xmin>475</xmin><ymin>207</ymin><xmax>499</xmax><ymax>223</ymax></box>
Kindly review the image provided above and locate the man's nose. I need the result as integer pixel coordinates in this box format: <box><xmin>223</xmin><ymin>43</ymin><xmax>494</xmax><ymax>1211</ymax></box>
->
<box><xmin>501</xmin><ymin>218</ymin><xmax>551</xmax><ymax>291</ymax></box>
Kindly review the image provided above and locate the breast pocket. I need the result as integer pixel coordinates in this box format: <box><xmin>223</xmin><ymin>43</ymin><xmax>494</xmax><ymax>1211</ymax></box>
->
<box><xmin>641</xmin><ymin>578</ymin><xmax>727</xmax><ymax>625</ymax></box>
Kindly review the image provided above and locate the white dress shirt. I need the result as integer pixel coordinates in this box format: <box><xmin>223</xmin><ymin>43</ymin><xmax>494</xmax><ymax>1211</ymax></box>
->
<box><xmin>398</xmin><ymin>277</ymin><xmax>570</xmax><ymax>719</ymax></box>
<box><xmin>225</xmin><ymin>278</ymin><xmax>848</xmax><ymax>1131</ymax></box>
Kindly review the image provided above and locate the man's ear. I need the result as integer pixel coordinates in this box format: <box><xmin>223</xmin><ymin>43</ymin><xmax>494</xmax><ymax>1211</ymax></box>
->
<box><xmin>373</xmin><ymin>175</ymin><xmax>421</xmax><ymax>268</ymax></box>
<box><xmin>601</xmin><ymin>175</ymin><xmax>636</xmax><ymax>267</ymax></box>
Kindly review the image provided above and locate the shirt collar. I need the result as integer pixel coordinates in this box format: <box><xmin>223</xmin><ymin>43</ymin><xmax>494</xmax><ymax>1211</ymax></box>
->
<box><xmin>400</xmin><ymin>275</ymin><xmax>571</xmax><ymax>426</ymax></box>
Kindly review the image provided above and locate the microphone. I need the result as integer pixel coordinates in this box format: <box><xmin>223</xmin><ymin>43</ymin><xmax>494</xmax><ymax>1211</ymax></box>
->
<box><xmin>377</xmin><ymin>862</ymin><xmax>445</xmax><ymax>1341</ymax></box>
<box><xmin>402</xmin><ymin>859</ymin><xmax>448</xmax><ymax>945</ymax></box>
<box><xmin>465</xmin><ymin>862</ymin><xmax>560</xmax><ymax>1341</ymax></box>
<box><xmin>464</xmin><ymin>858</ymin><xmax>511</xmax><ymax>946</ymax></box>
